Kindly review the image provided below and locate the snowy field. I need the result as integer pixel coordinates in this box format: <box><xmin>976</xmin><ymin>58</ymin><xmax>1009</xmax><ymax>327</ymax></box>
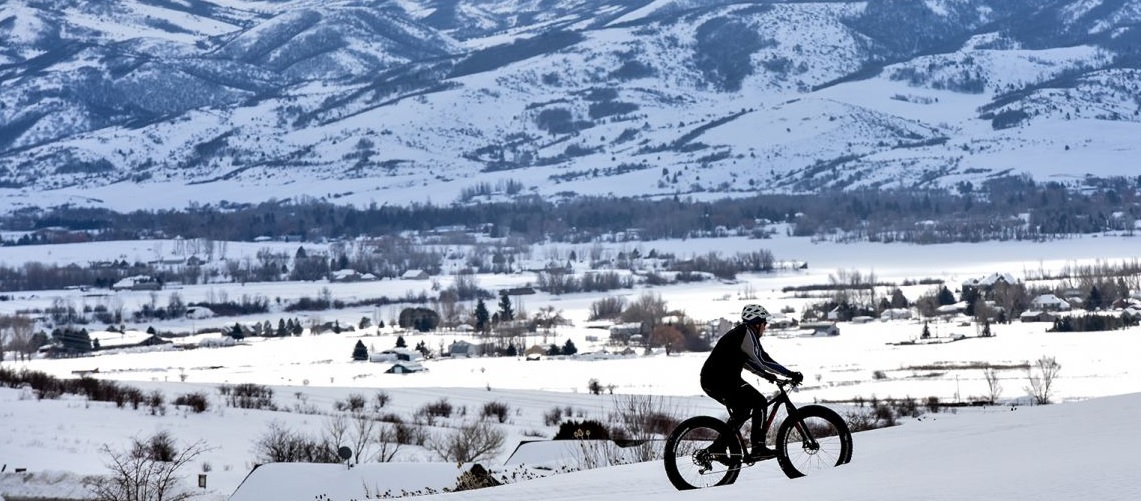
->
<box><xmin>1</xmin><ymin>231</ymin><xmax>1140</xmax><ymax>500</ymax></box>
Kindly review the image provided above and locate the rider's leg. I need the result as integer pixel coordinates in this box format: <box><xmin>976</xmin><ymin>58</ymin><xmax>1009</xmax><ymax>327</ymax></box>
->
<box><xmin>749</xmin><ymin>396</ymin><xmax>772</xmax><ymax>452</ymax></box>
<box><xmin>728</xmin><ymin>383</ymin><xmax>769</xmax><ymax>452</ymax></box>
<box><xmin>700</xmin><ymin>382</ymin><xmax>745</xmax><ymax>453</ymax></box>
<box><xmin>713</xmin><ymin>381</ymin><xmax>769</xmax><ymax>453</ymax></box>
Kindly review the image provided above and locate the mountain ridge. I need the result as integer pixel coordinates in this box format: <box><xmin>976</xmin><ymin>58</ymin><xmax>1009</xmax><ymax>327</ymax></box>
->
<box><xmin>1</xmin><ymin>0</ymin><xmax>1140</xmax><ymax>213</ymax></box>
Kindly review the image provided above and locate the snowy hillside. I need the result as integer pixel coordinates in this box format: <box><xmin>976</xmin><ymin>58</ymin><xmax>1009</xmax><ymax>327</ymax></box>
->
<box><xmin>2</xmin><ymin>0</ymin><xmax>1141</xmax><ymax>213</ymax></box>
<box><xmin>2</xmin><ymin>231</ymin><xmax>1141</xmax><ymax>499</ymax></box>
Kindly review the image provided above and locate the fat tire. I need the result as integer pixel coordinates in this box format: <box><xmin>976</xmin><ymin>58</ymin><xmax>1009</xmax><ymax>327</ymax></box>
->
<box><xmin>775</xmin><ymin>404</ymin><xmax>853</xmax><ymax>479</ymax></box>
<box><xmin>663</xmin><ymin>415</ymin><xmax>743</xmax><ymax>490</ymax></box>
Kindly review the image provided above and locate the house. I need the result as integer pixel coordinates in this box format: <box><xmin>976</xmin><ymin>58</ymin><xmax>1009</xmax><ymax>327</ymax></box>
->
<box><xmin>448</xmin><ymin>340</ymin><xmax>480</xmax><ymax>357</ymax></box>
<box><xmin>524</xmin><ymin>345</ymin><xmax>546</xmax><ymax>361</ymax></box>
<box><xmin>961</xmin><ymin>273</ymin><xmax>1015</xmax><ymax>291</ymax></box>
<box><xmin>1121</xmin><ymin>307</ymin><xmax>1141</xmax><ymax>321</ymax></box>
<box><xmin>1030</xmin><ymin>294</ymin><xmax>1071</xmax><ymax>311</ymax></box>
<box><xmin>89</xmin><ymin>330</ymin><xmax>173</xmax><ymax>350</ymax></box>
<box><xmin>800</xmin><ymin>322</ymin><xmax>840</xmax><ymax>336</ymax></box>
<box><xmin>329</xmin><ymin>269</ymin><xmax>378</xmax><ymax>282</ymax></box>
<box><xmin>608</xmin><ymin>323</ymin><xmax>642</xmax><ymax>344</ymax></box>
<box><xmin>936</xmin><ymin>302</ymin><xmax>968</xmax><ymax>315</ymax></box>
<box><xmin>385</xmin><ymin>361</ymin><xmax>427</xmax><ymax>374</ymax></box>
<box><xmin>329</xmin><ymin>269</ymin><xmax>362</xmax><ymax>282</ymax></box>
<box><xmin>111</xmin><ymin>275</ymin><xmax>162</xmax><ymax>291</ymax></box>
<box><xmin>185</xmin><ymin>306</ymin><xmax>215</xmax><ymax>320</ymax></box>
<box><xmin>1020</xmin><ymin>311</ymin><xmax>1058</xmax><ymax>323</ymax></box>
<box><xmin>401</xmin><ymin>269</ymin><xmax>429</xmax><ymax>280</ymax></box>
<box><xmin>369</xmin><ymin>348</ymin><xmax>423</xmax><ymax>363</ymax></box>
<box><xmin>767</xmin><ymin>314</ymin><xmax>797</xmax><ymax>329</ymax></box>
<box><xmin>880</xmin><ymin>308</ymin><xmax>912</xmax><ymax>321</ymax></box>
<box><xmin>710</xmin><ymin>318</ymin><xmax>735</xmax><ymax>337</ymax></box>
<box><xmin>197</xmin><ymin>336</ymin><xmax>237</xmax><ymax>348</ymax></box>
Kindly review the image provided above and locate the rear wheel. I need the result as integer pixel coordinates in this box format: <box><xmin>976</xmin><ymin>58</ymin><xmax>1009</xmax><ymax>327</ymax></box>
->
<box><xmin>775</xmin><ymin>405</ymin><xmax>853</xmax><ymax>479</ymax></box>
<box><xmin>663</xmin><ymin>416</ymin><xmax>743</xmax><ymax>490</ymax></box>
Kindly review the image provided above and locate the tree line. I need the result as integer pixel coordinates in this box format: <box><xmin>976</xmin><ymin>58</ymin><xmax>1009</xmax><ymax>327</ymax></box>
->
<box><xmin>2</xmin><ymin>176</ymin><xmax>1137</xmax><ymax>246</ymax></box>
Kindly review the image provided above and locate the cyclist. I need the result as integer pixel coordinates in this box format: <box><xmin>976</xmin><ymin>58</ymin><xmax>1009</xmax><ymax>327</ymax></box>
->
<box><xmin>700</xmin><ymin>304</ymin><xmax>803</xmax><ymax>462</ymax></box>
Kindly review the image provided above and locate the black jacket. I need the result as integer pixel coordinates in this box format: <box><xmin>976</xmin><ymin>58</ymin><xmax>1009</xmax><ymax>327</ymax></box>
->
<box><xmin>701</xmin><ymin>323</ymin><xmax>793</xmax><ymax>385</ymax></box>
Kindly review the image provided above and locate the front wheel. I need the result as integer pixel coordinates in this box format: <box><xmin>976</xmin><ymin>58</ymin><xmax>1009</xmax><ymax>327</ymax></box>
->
<box><xmin>775</xmin><ymin>404</ymin><xmax>853</xmax><ymax>479</ymax></box>
<box><xmin>663</xmin><ymin>416</ymin><xmax>743</xmax><ymax>490</ymax></box>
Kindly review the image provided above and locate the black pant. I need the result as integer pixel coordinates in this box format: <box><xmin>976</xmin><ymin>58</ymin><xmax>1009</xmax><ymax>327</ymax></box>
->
<box><xmin>702</xmin><ymin>378</ymin><xmax>769</xmax><ymax>448</ymax></box>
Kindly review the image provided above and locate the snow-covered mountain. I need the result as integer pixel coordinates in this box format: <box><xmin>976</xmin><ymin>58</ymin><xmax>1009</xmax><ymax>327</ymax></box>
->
<box><xmin>2</xmin><ymin>0</ymin><xmax>1140</xmax><ymax>212</ymax></box>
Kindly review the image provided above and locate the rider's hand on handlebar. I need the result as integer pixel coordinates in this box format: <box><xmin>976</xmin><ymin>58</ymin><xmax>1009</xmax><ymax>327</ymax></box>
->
<box><xmin>790</xmin><ymin>371</ymin><xmax>804</xmax><ymax>385</ymax></box>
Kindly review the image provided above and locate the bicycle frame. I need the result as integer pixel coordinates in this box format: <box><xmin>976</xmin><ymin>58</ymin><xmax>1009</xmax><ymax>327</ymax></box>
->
<box><xmin>746</xmin><ymin>381</ymin><xmax>821</xmax><ymax>453</ymax></box>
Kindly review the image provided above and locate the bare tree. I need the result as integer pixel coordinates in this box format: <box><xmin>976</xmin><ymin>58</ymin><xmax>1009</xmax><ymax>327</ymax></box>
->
<box><xmin>609</xmin><ymin>393</ymin><xmax>680</xmax><ymax>462</ymax></box>
<box><xmin>87</xmin><ymin>433</ymin><xmax>210</xmax><ymax>501</ymax></box>
<box><xmin>991</xmin><ymin>281</ymin><xmax>1029</xmax><ymax>322</ymax></box>
<box><xmin>253</xmin><ymin>421</ymin><xmax>339</xmax><ymax>463</ymax></box>
<box><xmin>1025</xmin><ymin>356</ymin><xmax>1061</xmax><ymax>405</ymax></box>
<box><xmin>321</xmin><ymin>413</ymin><xmax>403</xmax><ymax>464</ymax></box>
<box><xmin>0</xmin><ymin>314</ymin><xmax>35</xmax><ymax>362</ymax></box>
<box><xmin>620</xmin><ymin>292</ymin><xmax>668</xmax><ymax>336</ymax></box>
<box><xmin>436</xmin><ymin>291</ymin><xmax>460</xmax><ymax>327</ymax></box>
<box><xmin>983</xmin><ymin>367</ymin><xmax>1003</xmax><ymax>403</ymax></box>
<box><xmin>650</xmin><ymin>324</ymin><xmax>684</xmax><ymax>355</ymax></box>
<box><xmin>324</xmin><ymin>414</ymin><xmax>350</xmax><ymax>457</ymax></box>
<box><xmin>426</xmin><ymin>421</ymin><xmax>505</xmax><ymax>463</ymax></box>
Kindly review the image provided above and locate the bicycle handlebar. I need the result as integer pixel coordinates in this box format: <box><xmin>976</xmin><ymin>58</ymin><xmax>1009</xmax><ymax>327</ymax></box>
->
<box><xmin>768</xmin><ymin>377</ymin><xmax>800</xmax><ymax>388</ymax></box>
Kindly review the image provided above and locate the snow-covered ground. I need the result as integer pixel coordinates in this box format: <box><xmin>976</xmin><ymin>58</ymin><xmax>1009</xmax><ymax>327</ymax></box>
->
<box><xmin>1</xmin><ymin>231</ymin><xmax>1140</xmax><ymax>500</ymax></box>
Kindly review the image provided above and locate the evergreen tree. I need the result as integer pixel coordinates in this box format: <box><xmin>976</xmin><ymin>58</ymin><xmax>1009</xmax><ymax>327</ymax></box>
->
<box><xmin>921</xmin><ymin>321</ymin><xmax>931</xmax><ymax>339</ymax></box>
<box><xmin>398</xmin><ymin>307</ymin><xmax>440</xmax><ymax>332</ymax></box>
<box><xmin>1086</xmin><ymin>285</ymin><xmax>1103</xmax><ymax>311</ymax></box>
<box><xmin>229</xmin><ymin>323</ymin><xmax>245</xmax><ymax>340</ymax></box>
<box><xmin>396</xmin><ymin>335</ymin><xmax>407</xmax><ymax>348</ymax></box>
<box><xmin>53</xmin><ymin>328</ymin><xmax>92</xmax><ymax>354</ymax></box>
<box><xmin>474</xmin><ymin>299</ymin><xmax>490</xmax><ymax>332</ymax></box>
<box><xmin>277</xmin><ymin>319</ymin><xmax>288</xmax><ymax>337</ymax></box>
<box><xmin>937</xmin><ymin>286</ymin><xmax>957</xmax><ymax>306</ymax></box>
<box><xmin>498</xmin><ymin>293</ymin><xmax>515</xmax><ymax>322</ymax></box>
<box><xmin>961</xmin><ymin>286</ymin><xmax>980</xmax><ymax>316</ymax></box>
<box><xmin>562</xmin><ymin>339</ymin><xmax>578</xmax><ymax>356</ymax></box>
<box><xmin>877</xmin><ymin>297</ymin><xmax>891</xmax><ymax>313</ymax></box>
<box><xmin>889</xmin><ymin>288</ymin><xmax>909</xmax><ymax>308</ymax></box>
<box><xmin>352</xmin><ymin>340</ymin><xmax>368</xmax><ymax>361</ymax></box>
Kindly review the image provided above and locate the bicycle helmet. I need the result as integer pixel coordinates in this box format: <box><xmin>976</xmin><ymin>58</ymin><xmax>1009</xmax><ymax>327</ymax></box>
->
<box><xmin>741</xmin><ymin>304</ymin><xmax>770</xmax><ymax>325</ymax></box>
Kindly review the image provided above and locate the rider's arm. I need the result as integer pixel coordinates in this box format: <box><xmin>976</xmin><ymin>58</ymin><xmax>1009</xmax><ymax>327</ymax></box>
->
<box><xmin>740</xmin><ymin>331</ymin><xmax>793</xmax><ymax>379</ymax></box>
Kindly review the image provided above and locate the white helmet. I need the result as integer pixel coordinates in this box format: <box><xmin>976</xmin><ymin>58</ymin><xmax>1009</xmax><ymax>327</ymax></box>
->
<box><xmin>741</xmin><ymin>304</ymin><xmax>770</xmax><ymax>325</ymax></box>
